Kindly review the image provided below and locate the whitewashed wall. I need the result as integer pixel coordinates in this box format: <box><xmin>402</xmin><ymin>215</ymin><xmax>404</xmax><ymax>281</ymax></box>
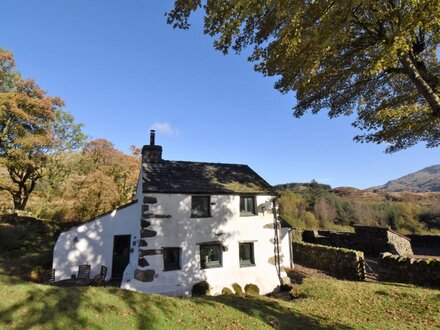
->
<box><xmin>52</xmin><ymin>173</ymin><xmax>143</xmax><ymax>281</ymax></box>
<box><xmin>52</xmin><ymin>201</ymin><xmax>140</xmax><ymax>281</ymax></box>
<box><xmin>123</xmin><ymin>193</ymin><xmax>291</xmax><ymax>295</ymax></box>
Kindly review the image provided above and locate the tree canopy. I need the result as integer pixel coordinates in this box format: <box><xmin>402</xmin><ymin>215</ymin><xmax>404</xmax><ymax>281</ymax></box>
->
<box><xmin>168</xmin><ymin>1</ymin><xmax>440</xmax><ymax>152</ymax></box>
<box><xmin>0</xmin><ymin>49</ymin><xmax>84</xmax><ymax>210</ymax></box>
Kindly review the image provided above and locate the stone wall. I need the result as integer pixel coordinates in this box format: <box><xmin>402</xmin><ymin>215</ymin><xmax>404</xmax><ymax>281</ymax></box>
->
<box><xmin>378</xmin><ymin>253</ymin><xmax>440</xmax><ymax>288</ymax></box>
<box><xmin>292</xmin><ymin>241</ymin><xmax>365</xmax><ymax>281</ymax></box>
<box><xmin>408</xmin><ymin>234</ymin><xmax>440</xmax><ymax>256</ymax></box>
<box><xmin>386</xmin><ymin>230</ymin><xmax>413</xmax><ymax>256</ymax></box>
<box><xmin>297</xmin><ymin>226</ymin><xmax>413</xmax><ymax>257</ymax></box>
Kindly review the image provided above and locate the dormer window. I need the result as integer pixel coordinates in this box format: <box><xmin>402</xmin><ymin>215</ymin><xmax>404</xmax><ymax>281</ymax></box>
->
<box><xmin>240</xmin><ymin>196</ymin><xmax>257</xmax><ymax>216</ymax></box>
<box><xmin>191</xmin><ymin>196</ymin><xmax>211</xmax><ymax>218</ymax></box>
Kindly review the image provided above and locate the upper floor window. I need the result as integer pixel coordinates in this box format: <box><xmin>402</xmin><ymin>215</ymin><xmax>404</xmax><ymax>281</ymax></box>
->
<box><xmin>240</xmin><ymin>196</ymin><xmax>256</xmax><ymax>216</ymax></box>
<box><xmin>191</xmin><ymin>196</ymin><xmax>211</xmax><ymax>218</ymax></box>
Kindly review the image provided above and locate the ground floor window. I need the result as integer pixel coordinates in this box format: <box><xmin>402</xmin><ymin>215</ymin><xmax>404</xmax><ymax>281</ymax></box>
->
<box><xmin>200</xmin><ymin>244</ymin><xmax>222</xmax><ymax>269</ymax></box>
<box><xmin>239</xmin><ymin>242</ymin><xmax>255</xmax><ymax>267</ymax></box>
<box><xmin>163</xmin><ymin>247</ymin><xmax>181</xmax><ymax>271</ymax></box>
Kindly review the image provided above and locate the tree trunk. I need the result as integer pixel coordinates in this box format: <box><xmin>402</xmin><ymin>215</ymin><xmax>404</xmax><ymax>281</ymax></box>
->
<box><xmin>400</xmin><ymin>53</ymin><xmax>440</xmax><ymax>116</ymax></box>
<box><xmin>10</xmin><ymin>174</ymin><xmax>37</xmax><ymax>211</ymax></box>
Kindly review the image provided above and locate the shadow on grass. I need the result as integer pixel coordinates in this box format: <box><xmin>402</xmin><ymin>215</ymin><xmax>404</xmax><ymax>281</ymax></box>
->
<box><xmin>0</xmin><ymin>273</ymin><xmax>353</xmax><ymax>330</ymax></box>
<box><xmin>195</xmin><ymin>294</ymin><xmax>353</xmax><ymax>329</ymax></box>
<box><xmin>0</xmin><ymin>283</ymin><xmax>92</xmax><ymax>329</ymax></box>
<box><xmin>0</xmin><ymin>280</ymin><xmax>169</xmax><ymax>329</ymax></box>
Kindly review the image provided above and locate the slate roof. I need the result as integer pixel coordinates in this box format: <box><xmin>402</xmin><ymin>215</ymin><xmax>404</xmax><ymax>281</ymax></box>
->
<box><xmin>142</xmin><ymin>160</ymin><xmax>276</xmax><ymax>195</ymax></box>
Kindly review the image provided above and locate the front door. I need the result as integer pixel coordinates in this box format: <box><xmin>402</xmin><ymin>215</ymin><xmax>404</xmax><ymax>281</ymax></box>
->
<box><xmin>111</xmin><ymin>235</ymin><xmax>131</xmax><ymax>279</ymax></box>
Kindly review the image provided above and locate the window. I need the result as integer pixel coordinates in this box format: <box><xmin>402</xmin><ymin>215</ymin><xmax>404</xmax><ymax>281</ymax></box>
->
<box><xmin>200</xmin><ymin>244</ymin><xmax>222</xmax><ymax>269</ymax></box>
<box><xmin>191</xmin><ymin>196</ymin><xmax>211</xmax><ymax>218</ymax></box>
<box><xmin>239</xmin><ymin>243</ymin><xmax>255</xmax><ymax>267</ymax></box>
<box><xmin>240</xmin><ymin>196</ymin><xmax>256</xmax><ymax>216</ymax></box>
<box><xmin>163</xmin><ymin>248</ymin><xmax>181</xmax><ymax>271</ymax></box>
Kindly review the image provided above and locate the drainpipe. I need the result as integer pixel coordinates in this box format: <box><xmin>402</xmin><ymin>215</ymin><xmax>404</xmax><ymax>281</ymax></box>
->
<box><xmin>272</xmin><ymin>196</ymin><xmax>282</xmax><ymax>284</ymax></box>
<box><xmin>288</xmin><ymin>228</ymin><xmax>293</xmax><ymax>268</ymax></box>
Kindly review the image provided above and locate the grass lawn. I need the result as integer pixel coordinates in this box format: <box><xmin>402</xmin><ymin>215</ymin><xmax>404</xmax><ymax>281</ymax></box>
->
<box><xmin>0</xmin><ymin>274</ymin><xmax>438</xmax><ymax>330</ymax></box>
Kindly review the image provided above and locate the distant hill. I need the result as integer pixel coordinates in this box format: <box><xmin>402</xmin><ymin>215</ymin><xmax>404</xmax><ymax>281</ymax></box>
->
<box><xmin>369</xmin><ymin>165</ymin><xmax>440</xmax><ymax>192</ymax></box>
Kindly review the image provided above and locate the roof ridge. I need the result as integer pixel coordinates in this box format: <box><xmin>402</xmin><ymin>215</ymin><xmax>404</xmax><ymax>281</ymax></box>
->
<box><xmin>162</xmin><ymin>160</ymin><xmax>249</xmax><ymax>167</ymax></box>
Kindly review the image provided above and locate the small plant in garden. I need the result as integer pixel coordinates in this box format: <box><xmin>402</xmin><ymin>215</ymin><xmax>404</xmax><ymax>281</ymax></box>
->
<box><xmin>191</xmin><ymin>281</ymin><xmax>210</xmax><ymax>296</ymax></box>
<box><xmin>290</xmin><ymin>286</ymin><xmax>307</xmax><ymax>300</ymax></box>
<box><xmin>244</xmin><ymin>283</ymin><xmax>260</xmax><ymax>295</ymax></box>
<box><xmin>222</xmin><ymin>287</ymin><xmax>233</xmax><ymax>295</ymax></box>
<box><xmin>232</xmin><ymin>283</ymin><xmax>243</xmax><ymax>296</ymax></box>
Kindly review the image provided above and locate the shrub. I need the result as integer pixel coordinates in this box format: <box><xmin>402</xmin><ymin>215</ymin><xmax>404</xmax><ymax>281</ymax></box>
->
<box><xmin>29</xmin><ymin>266</ymin><xmax>45</xmax><ymax>282</ymax></box>
<box><xmin>0</xmin><ymin>224</ymin><xmax>27</xmax><ymax>250</ymax></box>
<box><xmin>290</xmin><ymin>286</ymin><xmax>307</xmax><ymax>300</ymax></box>
<box><xmin>191</xmin><ymin>281</ymin><xmax>210</xmax><ymax>296</ymax></box>
<box><xmin>221</xmin><ymin>287</ymin><xmax>233</xmax><ymax>295</ymax></box>
<box><xmin>231</xmin><ymin>283</ymin><xmax>243</xmax><ymax>296</ymax></box>
<box><xmin>244</xmin><ymin>284</ymin><xmax>260</xmax><ymax>295</ymax></box>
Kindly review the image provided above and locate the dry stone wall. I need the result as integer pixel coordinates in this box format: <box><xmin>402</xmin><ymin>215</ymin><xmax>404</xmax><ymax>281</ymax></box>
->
<box><xmin>292</xmin><ymin>241</ymin><xmax>365</xmax><ymax>280</ymax></box>
<box><xmin>378</xmin><ymin>253</ymin><xmax>440</xmax><ymax>288</ymax></box>
<box><xmin>408</xmin><ymin>234</ymin><xmax>440</xmax><ymax>256</ymax></box>
<box><xmin>297</xmin><ymin>226</ymin><xmax>413</xmax><ymax>257</ymax></box>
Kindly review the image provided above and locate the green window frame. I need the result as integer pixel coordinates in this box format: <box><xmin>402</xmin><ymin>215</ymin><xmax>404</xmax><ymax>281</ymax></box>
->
<box><xmin>239</xmin><ymin>243</ymin><xmax>255</xmax><ymax>267</ymax></box>
<box><xmin>240</xmin><ymin>196</ymin><xmax>257</xmax><ymax>216</ymax></box>
<box><xmin>200</xmin><ymin>243</ymin><xmax>222</xmax><ymax>269</ymax></box>
<box><xmin>163</xmin><ymin>247</ymin><xmax>181</xmax><ymax>271</ymax></box>
<box><xmin>191</xmin><ymin>196</ymin><xmax>211</xmax><ymax>218</ymax></box>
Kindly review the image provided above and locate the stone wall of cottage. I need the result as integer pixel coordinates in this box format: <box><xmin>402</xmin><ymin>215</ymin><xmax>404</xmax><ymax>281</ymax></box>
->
<box><xmin>134</xmin><ymin>195</ymin><xmax>171</xmax><ymax>283</ymax></box>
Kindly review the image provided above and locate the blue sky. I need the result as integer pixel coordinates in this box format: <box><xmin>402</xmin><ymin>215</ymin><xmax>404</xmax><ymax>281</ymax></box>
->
<box><xmin>0</xmin><ymin>1</ymin><xmax>438</xmax><ymax>188</ymax></box>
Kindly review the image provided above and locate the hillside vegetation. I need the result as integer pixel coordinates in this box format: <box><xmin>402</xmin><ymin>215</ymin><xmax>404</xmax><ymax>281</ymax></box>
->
<box><xmin>0</xmin><ymin>214</ymin><xmax>74</xmax><ymax>281</ymax></box>
<box><xmin>276</xmin><ymin>182</ymin><xmax>440</xmax><ymax>234</ymax></box>
<box><xmin>370</xmin><ymin>165</ymin><xmax>440</xmax><ymax>192</ymax></box>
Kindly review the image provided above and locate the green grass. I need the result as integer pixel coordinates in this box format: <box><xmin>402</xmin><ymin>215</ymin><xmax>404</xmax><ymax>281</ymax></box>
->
<box><xmin>0</xmin><ymin>274</ymin><xmax>438</xmax><ymax>329</ymax></box>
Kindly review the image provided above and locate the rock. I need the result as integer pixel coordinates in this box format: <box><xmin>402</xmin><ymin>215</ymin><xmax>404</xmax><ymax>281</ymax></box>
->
<box><xmin>134</xmin><ymin>269</ymin><xmax>155</xmax><ymax>282</ymax></box>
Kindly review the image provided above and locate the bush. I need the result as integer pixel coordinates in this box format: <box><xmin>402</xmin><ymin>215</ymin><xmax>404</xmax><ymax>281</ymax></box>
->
<box><xmin>290</xmin><ymin>286</ymin><xmax>307</xmax><ymax>299</ymax></box>
<box><xmin>231</xmin><ymin>283</ymin><xmax>243</xmax><ymax>296</ymax></box>
<box><xmin>244</xmin><ymin>284</ymin><xmax>260</xmax><ymax>295</ymax></box>
<box><xmin>29</xmin><ymin>266</ymin><xmax>45</xmax><ymax>282</ymax></box>
<box><xmin>221</xmin><ymin>287</ymin><xmax>233</xmax><ymax>295</ymax></box>
<box><xmin>191</xmin><ymin>281</ymin><xmax>210</xmax><ymax>296</ymax></box>
<box><xmin>0</xmin><ymin>224</ymin><xmax>27</xmax><ymax>250</ymax></box>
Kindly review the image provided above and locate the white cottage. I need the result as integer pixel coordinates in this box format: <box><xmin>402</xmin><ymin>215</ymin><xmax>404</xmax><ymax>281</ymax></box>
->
<box><xmin>53</xmin><ymin>131</ymin><xmax>292</xmax><ymax>296</ymax></box>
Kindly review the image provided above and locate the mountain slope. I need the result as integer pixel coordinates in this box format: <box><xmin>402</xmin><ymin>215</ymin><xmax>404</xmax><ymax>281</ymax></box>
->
<box><xmin>371</xmin><ymin>165</ymin><xmax>440</xmax><ymax>192</ymax></box>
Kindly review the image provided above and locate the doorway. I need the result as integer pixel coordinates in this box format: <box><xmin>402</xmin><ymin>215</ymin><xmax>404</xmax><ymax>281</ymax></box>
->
<box><xmin>111</xmin><ymin>235</ymin><xmax>131</xmax><ymax>280</ymax></box>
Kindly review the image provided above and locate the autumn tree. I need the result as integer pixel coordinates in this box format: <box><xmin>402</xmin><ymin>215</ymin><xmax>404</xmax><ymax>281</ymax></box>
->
<box><xmin>168</xmin><ymin>1</ymin><xmax>440</xmax><ymax>152</ymax></box>
<box><xmin>69</xmin><ymin>139</ymin><xmax>140</xmax><ymax>220</ymax></box>
<box><xmin>33</xmin><ymin>110</ymin><xmax>86</xmax><ymax>217</ymax></box>
<box><xmin>0</xmin><ymin>49</ymin><xmax>84</xmax><ymax>210</ymax></box>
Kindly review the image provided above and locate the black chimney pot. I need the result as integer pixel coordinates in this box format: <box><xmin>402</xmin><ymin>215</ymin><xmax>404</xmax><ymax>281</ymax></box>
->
<box><xmin>150</xmin><ymin>130</ymin><xmax>155</xmax><ymax>146</ymax></box>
